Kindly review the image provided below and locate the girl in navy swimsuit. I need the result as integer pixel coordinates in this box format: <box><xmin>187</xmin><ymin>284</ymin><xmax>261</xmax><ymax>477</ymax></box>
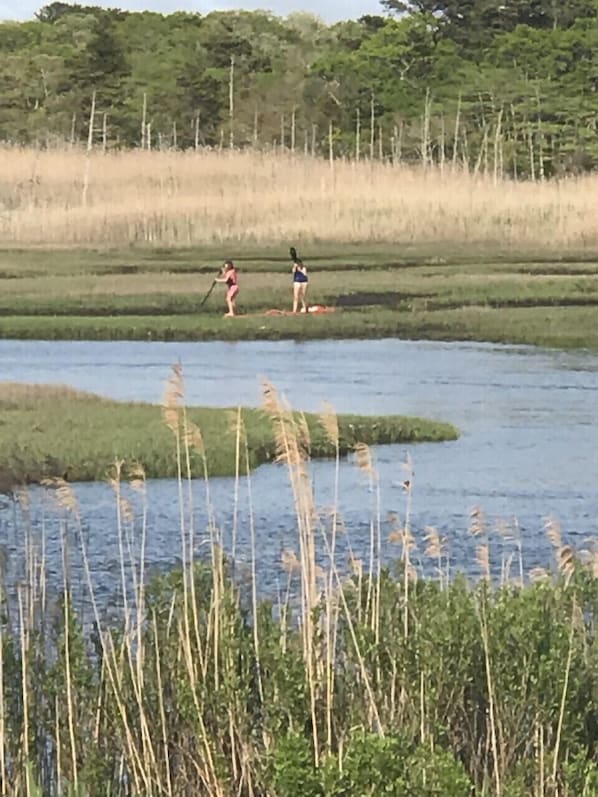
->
<box><xmin>292</xmin><ymin>255</ymin><xmax>308</xmax><ymax>313</ymax></box>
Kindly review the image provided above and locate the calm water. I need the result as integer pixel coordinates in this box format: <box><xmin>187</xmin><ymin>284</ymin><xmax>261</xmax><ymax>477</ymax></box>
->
<box><xmin>1</xmin><ymin>338</ymin><xmax>598</xmax><ymax>607</ymax></box>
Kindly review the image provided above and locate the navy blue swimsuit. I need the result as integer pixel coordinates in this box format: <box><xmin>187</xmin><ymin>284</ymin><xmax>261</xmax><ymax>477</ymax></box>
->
<box><xmin>293</xmin><ymin>265</ymin><xmax>308</xmax><ymax>283</ymax></box>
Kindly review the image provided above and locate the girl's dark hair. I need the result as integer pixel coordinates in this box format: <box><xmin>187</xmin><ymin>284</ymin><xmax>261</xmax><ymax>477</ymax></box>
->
<box><xmin>223</xmin><ymin>260</ymin><xmax>234</xmax><ymax>269</ymax></box>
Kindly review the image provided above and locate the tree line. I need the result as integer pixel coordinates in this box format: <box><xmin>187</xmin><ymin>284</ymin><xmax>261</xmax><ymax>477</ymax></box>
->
<box><xmin>1</xmin><ymin>0</ymin><xmax>598</xmax><ymax>176</ymax></box>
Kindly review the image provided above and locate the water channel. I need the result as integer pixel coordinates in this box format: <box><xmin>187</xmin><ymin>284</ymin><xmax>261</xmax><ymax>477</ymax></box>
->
<box><xmin>1</xmin><ymin>337</ymin><xmax>597</xmax><ymax>608</ymax></box>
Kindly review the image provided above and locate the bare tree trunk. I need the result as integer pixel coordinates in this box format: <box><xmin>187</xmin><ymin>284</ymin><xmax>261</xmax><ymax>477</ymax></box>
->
<box><xmin>369</xmin><ymin>95</ymin><xmax>375</xmax><ymax>159</ymax></box>
<box><xmin>280</xmin><ymin>114</ymin><xmax>285</xmax><ymax>152</ymax></box>
<box><xmin>311</xmin><ymin>123</ymin><xmax>317</xmax><ymax>157</ymax></box>
<box><xmin>527</xmin><ymin>123</ymin><xmax>536</xmax><ymax>180</ymax></box>
<box><xmin>422</xmin><ymin>87</ymin><xmax>431</xmax><ymax>168</ymax></box>
<box><xmin>291</xmin><ymin>107</ymin><xmax>296</xmax><ymax>154</ymax></box>
<box><xmin>147</xmin><ymin>123</ymin><xmax>152</xmax><ymax>151</ymax></box>
<box><xmin>195</xmin><ymin>112</ymin><xmax>200</xmax><ymax>151</ymax></box>
<box><xmin>102</xmin><ymin>112</ymin><xmax>107</xmax><ymax>154</ymax></box>
<box><xmin>510</xmin><ymin>104</ymin><xmax>518</xmax><ymax>179</ymax></box>
<box><xmin>378</xmin><ymin>123</ymin><xmax>383</xmax><ymax>160</ymax></box>
<box><xmin>439</xmin><ymin>114</ymin><xmax>445</xmax><ymax>173</ymax></box>
<box><xmin>328</xmin><ymin>121</ymin><xmax>334</xmax><ymax>169</ymax></box>
<box><xmin>355</xmin><ymin>107</ymin><xmax>361</xmax><ymax>161</ymax></box>
<box><xmin>252</xmin><ymin>107</ymin><xmax>259</xmax><ymax>148</ymax></box>
<box><xmin>229</xmin><ymin>55</ymin><xmax>235</xmax><ymax>150</ymax></box>
<box><xmin>86</xmin><ymin>91</ymin><xmax>96</xmax><ymax>152</ymax></box>
<box><xmin>70</xmin><ymin>113</ymin><xmax>76</xmax><ymax>148</ymax></box>
<box><xmin>474</xmin><ymin>126</ymin><xmax>488</xmax><ymax>176</ymax></box>
<box><xmin>399</xmin><ymin>121</ymin><xmax>405</xmax><ymax>162</ymax></box>
<box><xmin>461</xmin><ymin>127</ymin><xmax>470</xmax><ymax>170</ymax></box>
<box><xmin>141</xmin><ymin>92</ymin><xmax>147</xmax><ymax>150</ymax></box>
<box><xmin>493</xmin><ymin>108</ymin><xmax>503</xmax><ymax>185</ymax></box>
<box><xmin>82</xmin><ymin>90</ymin><xmax>96</xmax><ymax>207</ymax></box>
<box><xmin>172</xmin><ymin>120</ymin><xmax>177</xmax><ymax>150</ymax></box>
<box><xmin>536</xmin><ymin>89</ymin><xmax>545</xmax><ymax>180</ymax></box>
<box><xmin>452</xmin><ymin>92</ymin><xmax>461</xmax><ymax>169</ymax></box>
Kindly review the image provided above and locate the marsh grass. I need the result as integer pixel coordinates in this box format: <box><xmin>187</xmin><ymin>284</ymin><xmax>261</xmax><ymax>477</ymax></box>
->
<box><xmin>1</xmin><ymin>303</ymin><xmax>597</xmax><ymax>349</ymax></box>
<box><xmin>1</xmin><ymin>244</ymin><xmax>598</xmax><ymax>347</ymax></box>
<box><xmin>0</xmin><ymin>381</ymin><xmax>457</xmax><ymax>489</ymax></box>
<box><xmin>3</xmin><ymin>147</ymin><xmax>598</xmax><ymax>253</ymax></box>
<box><xmin>0</xmin><ymin>366</ymin><xmax>597</xmax><ymax>795</ymax></box>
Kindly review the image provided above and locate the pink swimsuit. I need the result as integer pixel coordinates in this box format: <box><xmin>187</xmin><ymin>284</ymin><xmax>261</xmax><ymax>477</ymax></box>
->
<box><xmin>226</xmin><ymin>269</ymin><xmax>239</xmax><ymax>299</ymax></box>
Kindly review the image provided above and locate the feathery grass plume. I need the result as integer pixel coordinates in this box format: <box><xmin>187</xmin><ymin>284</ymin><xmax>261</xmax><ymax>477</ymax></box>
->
<box><xmin>354</xmin><ymin>442</ymin><xmax>377</xmax><ymax>479</ymax></box>
<box><xmin>263</xmin><ymin>379</ymin><xmax>320</xmax><ymax>759</ymax></box>
<box><xmin>107</xmin><ymin>460</ymin><xmax>134</xmax><ymax>523</ymax></box>
<box><xmin>261</xmin><ymin>380</ymin><xmax>301</xmax><ymax>466</ymax></box>
<box><xmin>424</xmin><ymin>525</ymin><xmax>445</xmax><ymax>559</ymax></box>
<box><xmin>557</xmin><ymin>545</ymin><xmax>576</xmax><ymax>584</ymax></box>
<box><xmin>281</xmin><ymin>549</ymin><xmax>301</xmax><ymax>574</ymax></box>
<box><xmin>297</xmin><ymin>411</ymin><xmax>312</xmax><ymax>459</ymax></box>
<box><xmin>319</xmin><ymin>400</ymin><xmax>339</xmax><ymax>449</ymax></box>
<box><xmin>128</xmin><ymin>462</ymin><xmax>147</xmax><ymax>494</ymax></box>
<box><xmin>388</xmin><ymin>514</ymin><xmax>415</xmax><ymax>555</ymax></box>
<box><xmin>545</xmin><ymin>515</ymin><xmax>562</xmax><ymax>551</ymax></box>
<box><xmin>107</xmin><ymin>458</ymin><xmax>124</xmax><ymax>490</ymax></box>
<box><xmin>544</xmin><ymin>516</ymin><xmax>576</xmax><ymax>583</ymax></box>
<box><xmin>162</xmin><ymin>362</ymin><xmax>184</xmax><ymax>435</ymax></box>
<box><xmin>184</xmin><ymin>421</ymin><xmax>205</xmax><ymax>457</ymax></box>
<box><xmin>476</xmin><ymin>544</ymin><xmax>491</xmax><ymax>580</ymax></box>
<box><xmin>348</xmin><ymin>554</ymin><xmax>363</xmax><ymax>578</ymax></box>
<box><xmin>579</xmin><ymin>541</ymin><xmax>598</xmax><ymax>578</ymax></box>
<box><xmin>41</xmin><ymin>477</ymin><xmax>80</xmax><ymax>518</ymax></box>
<box><xmin>469</xmin><ymin>506</ymin><xmax>487</xmax><ymax>537</ymax></box>
<box><xmin>119</xmin><ymin>497</ymin><xmax>135</xmax><ymax>525</ymax></box>
<box><xmin>424</xmin><ymin>525</ymin><xmax>447</xmax><ymax>585</ymax></box>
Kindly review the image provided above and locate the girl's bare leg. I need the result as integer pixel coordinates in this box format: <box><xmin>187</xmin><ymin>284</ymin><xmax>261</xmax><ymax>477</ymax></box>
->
<box><xmin>300</xmin><ymin>285</ymin><xmax>308</xmax><ymax>312</ymax></box>
<box><xmin>293</xmin><ymin>284</ymin><xmax>300</xmax><ymax>313</ymax></box>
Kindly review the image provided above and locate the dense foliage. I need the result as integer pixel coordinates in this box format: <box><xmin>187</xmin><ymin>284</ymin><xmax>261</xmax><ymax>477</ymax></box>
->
<box><xmin>2</xmin><ymin>0</ymin><xmax>598</xmax><ymax>175</ymax></box>
<box><xmin>4</xmin><ymin>550</ymin><xmax>598</xmax><ymax>794</ymax></box>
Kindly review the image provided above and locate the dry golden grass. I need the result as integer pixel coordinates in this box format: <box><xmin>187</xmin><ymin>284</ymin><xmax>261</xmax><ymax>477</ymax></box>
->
<box><xmin>0</xmin><ymin>382</ymin><xmax>100</xmax><ymax>404</ymax></box>
<box><xmin>2</xmin><ymin>147</ymin><xmax>598</xmax><ymax>250</ymax></box>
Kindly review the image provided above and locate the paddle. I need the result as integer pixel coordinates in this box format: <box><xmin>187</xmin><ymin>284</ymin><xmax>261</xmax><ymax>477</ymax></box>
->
<box><xmin>198</xmin><ymin>278</ymin><xmax>217</xmax><ymax>310</ymax></box>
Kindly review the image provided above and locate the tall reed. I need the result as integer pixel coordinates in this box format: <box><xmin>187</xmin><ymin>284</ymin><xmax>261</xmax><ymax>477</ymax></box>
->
<box><xmin>0</xmin><ymin>366</ymin><xmax>596</xmax><ymax>794</ymax></box>
<box><xmin>2</xmin><ymin>147</ymin><xmax>598</xmax><ymax>252</ymax></box>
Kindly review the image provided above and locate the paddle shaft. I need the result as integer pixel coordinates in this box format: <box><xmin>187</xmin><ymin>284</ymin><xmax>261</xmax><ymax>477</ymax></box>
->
<box><xmin>198</xmin><ymin>279</ymin><xmax>217</xmax><ymax>310</ymax></box>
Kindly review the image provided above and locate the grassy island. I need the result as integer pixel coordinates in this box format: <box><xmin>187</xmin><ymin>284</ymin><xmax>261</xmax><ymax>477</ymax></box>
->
<box><xmin>0</xmin><ymin>382</ymin><xmax>458</xmax><ymax>489</ymax></box>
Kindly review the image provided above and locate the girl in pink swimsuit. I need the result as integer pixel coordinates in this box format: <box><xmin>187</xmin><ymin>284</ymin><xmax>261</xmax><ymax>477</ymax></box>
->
<box><xmin>215</xmin><ymin>260</ymin><xmax>239</xmax><ymax>317</ymax></box>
